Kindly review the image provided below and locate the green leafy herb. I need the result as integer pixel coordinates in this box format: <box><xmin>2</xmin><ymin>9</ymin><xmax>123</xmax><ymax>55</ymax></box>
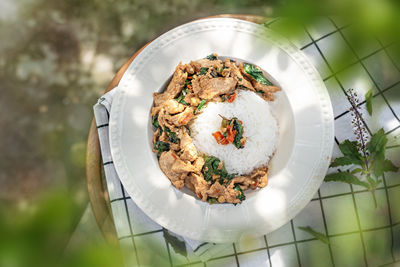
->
<box><xmin>175</xmin><ymin>88</ymin><xmax>190</xmax><ymax>105</ymax></box>
<box><xmin>221</xmin><ymin>95</ymin><xmax>226</xmax><ymax>102</ymax></box>
<box><xmin>243</xmin><ymin>63</ymin><xmax>273</xmax><ymax>86</ymax></box>
<box><xmin>298</xmin><ymin>226</ymin><xmax>330</xmax><ymax>244</ymax></box>
<box><xmin>330</xmin><ymin>140</ymin><xmax>363</xmax><ymax>167</ymax></box>
<box><xmin>207</xmin><ymin>197</ymin><xmax>218</xmax><ymax>204</ymax></box>
<box><xmin>233</xmin><ymin>184</ymin><xmax>246</xmax><ymax>201</ymax></box>
<box><xmin>199</xmin><ymin>67</ymin><xmax>209</xmax><ymax>75</ymax></box>
<box><xmin>325</xmin><ymin>171</ymin><xmax>370</xmax><ymax>188</ymax></box>
<box><xmin>365</xmin><ymin>88</ymin><xmax>373</xmax><ymax>116</ymax></box>
<box><xmin>194</xmin><ymin>99</ymin><xmax>207</xmax><ymax>114</ymax></box>
<box><xmin>326</xmin><ymin>128</ymin><xmax>398</xmax><ymax>207</ymax></box>
<box><xmin>231</xmin><ymin>118</ymin><xmax>244</xmax><ymax>149</ymax></box>
<box><xmin>152</xmin><ymin>114</ymin><xmax>163</xmax><ymax>132</ymax></box>
<box><xmin>202</xmin><ymin>155</ymin><xmax>236</xmax><ymax>183</ymax></box>
<box><xmin>206</xmin><ymin>54</ymin><xmax>217</xmax><ymax>60</ymax></box>
<box><xmin>162</xmin><ymin>228</ymin><xmax>187</xmax><ymax>257</ymax></box>
<box><xmin>153</xmin><ymin>141</ymin><xmax>170</xmax><ymax>159</ymax></box>
<box><xmin>164</xmin><ymin>127</ymin><xmax>179</xmax><ymax>144</ymax></box>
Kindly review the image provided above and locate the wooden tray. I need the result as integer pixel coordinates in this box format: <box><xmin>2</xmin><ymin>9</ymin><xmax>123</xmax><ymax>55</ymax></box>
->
<box><xmin>85</xmin><ymin>14</ymin><xmax>265</xmax><ymax>244</ymax></box>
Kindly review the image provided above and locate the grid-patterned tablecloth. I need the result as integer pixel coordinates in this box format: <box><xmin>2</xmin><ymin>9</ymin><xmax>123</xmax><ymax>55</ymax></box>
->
<box><xmin>94</xmin><ymin>17</ymin><xmax>400</xmax><ymax>267</ymax></box>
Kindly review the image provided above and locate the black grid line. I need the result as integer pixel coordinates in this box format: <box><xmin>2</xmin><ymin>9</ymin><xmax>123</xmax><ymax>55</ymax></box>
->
<box><xmin>382</xmin><ymin>173</ymin><xmax>396</xmax><ymax>262</ymax></box>
<box><xmin>302</xmin><ymin>23</ymin><xmax>375</xmax><ymax>264</ymax></box>
<box><xmin>320</xmin><ymin>43</ymin><xmax>393</xmax><ymax>82</ymax></box>
<box><xmin>348</xmin><ymin>184</ymin><xmax>369</xmax><ymax>266</ymax></box>
<box><xmin>193</xmin><ymin>242</ymin><xmax>208</xmax><ymax>253</ymax></box>
<box><xmin>97</xmin><ymin>123</ymin><xmax>109</xmax><ymax>128</ymax></box>
<box><xmin>317</xmin><ymin>190</ymin><xmax>336</xmax><ymax>267</ymax></box>
<box><xmin>102</xmin><ymin>18</ymin><xmax>400</xmax><ymax>267</ymax></box>
<box><xmin>174</xmin><ymin>222</ymin><xmax>400</xmax><ymax>267</ymax></box>
<box><xmin>232</xmin><ymin>243</ymin><xmax>240</xmax><ymax>267</ymax></box>
<box><xmin>328</xmin><ymin>18</ymin><xmax>400</xmax><ymax>123</ymax></box>
<box><xmin>312</xmin><ymin>183</ymin><xmax>400</xmax><ymax>202</ymax></box>
<box><xmin>120</xmin><ymin>182</ymin><xmax>140</xmax><ymax>266</ymax></box>
<box><xmin>164</xmin><ymin>229</ymin><xmax>174</xmax><ymax>267</ymax></box>
<box><xmin>118</xmin><ymin>229</ymin><xmax>163</xmax><ymax>240</ymax></box>
<box><xmin>387</xmin><ymin>125</ymin><xmax>400</xmax><ymax>135</ymax></box>
<box><xmin>110</xmin><ymin>196</ymin><xmax>131</xmax><ymax>203</ymax></box>
<box><xmin>332</xmin><ymin>79</ymin><xmax>400</xmax><ymax>121</ymax></box>
<box><xmin>263</xmin><ymin>235</ymin><xmax>272</xmax><ymax>267</ymax></box>
<box><xmin>376</xmin><ymin>43</ymin><xmax>400</xmax><ymax>75</ymax></box>
<box><xmin>300</xmin><ymin>24</ymin><xmax>350</xmax><ymax>51</ymax></box>
<box><xmin>290</xmin><ymin>220</ymin><xmax>302</xmax><ymax>267</ymax></box>
<box><xmin>302</xmin><ymin>27</ymin><xmax>373</xmax><ymax>136</ymax></box>
<box><xmin>103</xmin><ymin>160</ymin><xmax>113</xmax><ymax>166</ymax></box>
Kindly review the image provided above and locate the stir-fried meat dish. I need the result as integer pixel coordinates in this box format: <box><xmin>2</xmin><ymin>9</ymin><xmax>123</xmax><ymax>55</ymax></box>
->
<box><xmin>151</xmin><ymin>54</ymin><xmax>281</xmax><ymax>204</ymax></box>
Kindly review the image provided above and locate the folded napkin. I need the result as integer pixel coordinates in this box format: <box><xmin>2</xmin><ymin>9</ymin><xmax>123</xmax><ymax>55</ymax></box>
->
<box><xmin>94</xmin><ymin>89</ymin><xmax>229</xmax><ymax>264</ymax></box>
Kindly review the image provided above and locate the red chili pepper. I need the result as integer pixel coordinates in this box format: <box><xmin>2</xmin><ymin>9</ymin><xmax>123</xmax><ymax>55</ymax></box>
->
<box><xmin>220</xmin><ymin>138</ymin><xmax>229</xmax><ymax>145</ymax></box>
<box><xmin>171</xmin><ymin>153</ymin><xmax>177</xmax><ymax>159</ymax></box>
<box><xmin>188</xmin><ymin>76</ymin><xmax>193</xmax><ymax>80</ymax></box>
<box><xmin>227</xmin><ymin>92</ymin><xmax>236</xmax><ymax>103</ymax></box>
<box><xmin>225</xmin><ymin>125</ymin><xmax>236</xmax><ymax>143</ymax></box>
<box><xmin>212</xmin><ymin>131</ymin><xmax>224</xmax><ymax>143</ymax></box>
<box><xmin>187</xmin><ymin>84</ymin><xmax>193</xmax><ymax>91</ymax></box>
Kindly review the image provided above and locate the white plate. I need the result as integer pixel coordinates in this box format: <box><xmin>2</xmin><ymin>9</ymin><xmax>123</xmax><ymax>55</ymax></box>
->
<box><xmin>109</xmin><ymin>18</ymin><xmax>334</xmax><ymax>243</ymax></box>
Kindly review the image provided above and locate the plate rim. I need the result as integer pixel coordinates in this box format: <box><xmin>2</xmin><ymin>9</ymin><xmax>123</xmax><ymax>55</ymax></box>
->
<box><xmin>109</xmin><ymin>17</ymin><xmax>334</xmax><ymax>242</ymax></box>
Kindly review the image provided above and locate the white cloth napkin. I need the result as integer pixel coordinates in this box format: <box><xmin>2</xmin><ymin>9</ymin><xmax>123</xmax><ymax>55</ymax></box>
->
<box><xmin>93</xmin><ymin>88</ymin><xmax>229</xmax><ymax>263</ymax></box>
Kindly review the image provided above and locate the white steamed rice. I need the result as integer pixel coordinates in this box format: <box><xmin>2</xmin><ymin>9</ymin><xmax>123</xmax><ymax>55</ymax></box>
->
<box><xmin>190</xmin><ymin>90</ymin><xmax>278</xmax><ymax>175</ymax></box>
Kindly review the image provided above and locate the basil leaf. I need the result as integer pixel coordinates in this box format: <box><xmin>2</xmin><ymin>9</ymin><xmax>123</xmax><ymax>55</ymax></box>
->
<box><xmin>199</xmin><ymin>67</ymin><xmax>209</xmax><ymax>75</ymax></box>
<box><xmin>381</xmin><ymin>159</ymin><xmax>399</xmax><ymax>173</ymax></box>
<box><xmin>232</xmin><ymin>118</ymin><xmax>244</xmax><ymax>149</ymax></box>
<box><xmin>234</xmin><ymin>184</ymin><xmax>246</xmax><ymax>201</ymax></box>
<box><xmin>367</xmin><ymin>128</ymin><xmax>387</xmax><ymax>154</ymax></box>
<box><xmin>162</xmin><ymin>228</ymin><xmax>187</xmax><ymax>257</ymax></box>
<box><xmin>365</xmin><ymin>88</ymin><xmax>373</xmax><ymax>116</ymax></box>
<box><xmin>164</xmin><ymin>127</ymin><xmax>179</xmax><ymax>144</ymax></box>
<box><xmin>243</xmin><ymin>63</ymin><xmax>272</xmax><ymax>86</ymax></box>
<box><xmin>152</xmin><ymin>115</ymin><xmax>162</xmax><ymax>131</ymax></box>
<box><xmin>338</xmin><ymin>140</ymin><xmax>363</xmax><ymax>165</ymax></box>
<box><xmin>206</xmin><ymin>54</ymin><xmax>217</xmax><ymax>61</ymax></box>
<box><xmin>298</xmin><ymin>226</ymin><xmax>330</xmax><ymax>244</ymax></box>
<box><xmin>325</xmin><ymin>171</ymin><xmax>370</xmax><ymax>189</ymax></box>
<box><xmin>351</xmin><ymin>168</ymin><xmax>363</xmax><ymax>174</ymax></box>
<box><xmin>330</xmin><ymin>156</ymin><xmax>361</xmax><ymax>167</ymax></box>
<box><xmin>154</xmin><ymin>141</ymin><xmax>170</xmax><ymax>159</ymax></box>
<box><xmin>372</xmin><ymin>153</ymin><xmax>398</xmax><ymax>177</ymax></box>
<box><xmin>202</xmin><ymin>155</ymin><xmax>235</xmax><ymax>183</ymax></box>
<box><xmin>194</xmin><ymin>99</ymin><xmax>206</xmax><ymax>114</ymax></box>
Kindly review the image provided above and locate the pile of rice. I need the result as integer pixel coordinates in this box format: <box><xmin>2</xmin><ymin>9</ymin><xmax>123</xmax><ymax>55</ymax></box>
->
<box><xmin>190</xmin><ymin>90</ymin><xmax>278</xmax><ymax>175</ymax></box>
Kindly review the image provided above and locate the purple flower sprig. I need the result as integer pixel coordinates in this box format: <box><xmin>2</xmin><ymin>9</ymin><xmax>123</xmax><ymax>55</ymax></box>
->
<box><xmin>347</xmin><ymin>88</ymin><xmax>369</xmax><ymax>170</ymax></box>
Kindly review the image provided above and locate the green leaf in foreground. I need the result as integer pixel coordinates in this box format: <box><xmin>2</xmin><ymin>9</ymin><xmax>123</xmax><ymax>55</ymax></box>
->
<box><xmin>298</xmin><ymin>226</ymin><xmax>330</xmax><ymax>244</ymax></box>
<box><xmin>243</xmin><ymin>63</ymin><xmax>273</xmax><ymax>86</ymax></box>
<box><xmin>367</xmin><ymin>128</ymin><xmax>387</xmax><ymax>154</ymax></box>
<box><xmin>325</xmin><ymin>171</ymin><xmax>370</xmax><ymax>189</ymax></box>
<box><xmin>162</xmin><ymin>228</ymin><xmax>187</xmax><ymax>257</ymax></box>
<box><xmin>337</xmin><ymin>140</ymin><xmax>363</xmax><ymax>165</ymax></box>
<box><xmin>365</xmin><ymin>88</ymin><xmax>373</xmax><ymax>116</ymax></box>
<box><xmin>330</xmin><ymin>156</ymin><xmax>360</xmax><ymax>167</ymax></box>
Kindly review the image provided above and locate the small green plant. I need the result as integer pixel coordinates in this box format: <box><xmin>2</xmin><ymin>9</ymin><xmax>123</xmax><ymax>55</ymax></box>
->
<box><xmin>325</xmin><ymin>89</ymin><xmax>398</xmax><ymax>207</ymax></box>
